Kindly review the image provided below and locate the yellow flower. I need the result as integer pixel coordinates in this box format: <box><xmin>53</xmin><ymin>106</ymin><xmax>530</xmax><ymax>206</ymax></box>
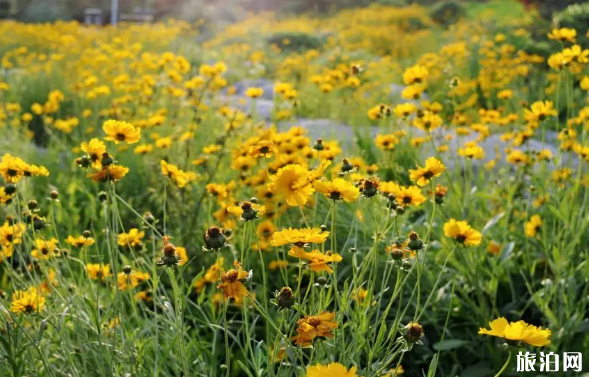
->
<box><xmin>103</xmin><ymin>119</ymin><xmax>141</xmax><ymax>144</ymax></box>
<box><xmin>80</xmin><ymin>138</ymin><xmax>107</xmax><ymax>169</ymax></box>
<box><xmin>548</xmin><ymin>28</ymin><xmax>576</xmax><ymax>43</ymax></box>
<box><xmin>409</xmin><ymin>157</ymin><xmax>446</xmax><ymax>186</ymax></box>
<box><xmin>506</xmin><ymin>150</ymin><xmax>529</xmax><ymax>165</ymax></box>
<box><xmin>155</xmin><ymin>136</ymin><xmax>173</xmax><ymax>149</ymax></box>
<box><xmin>403</xmin><ymin>65</ymin><xmax>428</xmax><ymax>85</ymax></box>
<box><xmin>89</xmin><ymin>164</ymin><xmax>129</xmax><ymax>182</ymax></box>
<box><xmin>66</xmin><ymin>234</ymin><xmax>95</xmax><ymax>248</ymax></box>
<box><xmin>118</xmin><ymin>228</ymin><xmax>145</xmax><ymax>249</ymax></box>
<box><xmin>288</xmin><ymin>246</ymin><xmax>342</xmax><ymax>273</ymax></box>
<box><xmin>0</xmin><ymin>221</ymin><xmax>26</xmax><ymax>247</ymax></box>
<box><xmin>194</xmin><ymin>257</ymin><xmax>225</xmax><ymax>293</ymax></box>
<box><xmin>248</xmin><ymin>140</ymin><xmax>276</xmax><ymax>158</ymax></box>
<box><xmin>306</xmin><ymin>362</ymin><xmax>360</xmax><ymax>377</ymax></box>
<box><xmin>525</xmin><ymin>215</ymin><xmax>542</xmax><ymax>237</ymax></box>
<box><xmin>86</xmin><ymin>263</ymin><xmax>111</xmax><ymax>281</ymax></box>
<box><xmin>393</xmin><ymin>103</ymin><xmax>417</xmax><ymax>118</ymax></box>
<box><xmin>270</xmin><ymin>227</ymin><xmax>330</xmax><ymax>247</ymax></box>
<box><xmin>31</xmin><ymin>238</ymin><xmax>59</xmax><ymax>260</ymax></box>
<box><xmin>161</xmin><ymin>160</ymin><xmax>190</xmax><ymax>188</ymax></box>
<box><xmin>134</xmin><ymin>144</ymin><xmax>154</xmax><ymax>154</ymax></box>
<box><xmin>479</xmin><ymin>317</ymin><xmax>551</xmax><ymax>347</ymax></box>
<box><xmin>458</xmin><ymin>142</ymin><xmax>485</xmax><ymax>159</ymax></box>
<box><xmin>413</xmin><ymin>111</ymin><xmax>443</xmax><ymax>132</ymax></box>
<box><xmin>11</xmin><ymin>287</ymin><xmax>46</xmax><ymax>314</ymax></box>
<box><xmin>384</xmin><ymin>365</ymin><xmax>404</xmax><ymax>376</ymax></box>
<box><xmin>175</xmin><ymin>246</ymin><xmax>189</xmax><ymax>266</ymax></box>
<box><xmin>443</xmin><ymin>219</ymin><xmax>482</xmax><ymax>246</ymax></box>
<box><xmin>497</xmin><ymin>89</ymin><xmax>512</xmax><ymax>99</ymax></box>
<box><xmin>0</xmin><ymin>186</ymin><xmax>15</xmax><ymax>205</ymax></box>
<box><xmin>524</xmin><ymin>101</ymin><xmax>557</xmax><ymax>123</ymax></box>
<box><xmin>0</xmin><ymin>154</ymin><xmax>28</xmax><ymax>183</ymax></box>
<box><xmin>314</xmin><ymin>178</ymin><xmax>360</xmax><ymax>202</ymax></box>
<box><xmin>379</xmin><ymin>182</ymin><xmax>426</xmax><ymax>208</ymax></box>
<box><xmin>217</xmin><ymin>261</ymin><xmax>250</xmax><ymax>303</ymax></box>
<box><xmin>375</xmin><ymin>134</ymin><xmax>399</xmax><ymax>151</ymax></box>
<box><xmin>245</xmin><ymin>87</ymin><xmax>264</xmax><ymax>98</ymax></box>
<box><xmin>563</xmin><ymin>44</ymin><xmax>589</xmax><ymax>64</ymax></box>
<box><xmin>268</xmin><ymin>164</ymin><xmax>315</xmax><ymax>207</ymax></box>
<box><xmin>227</xmin><ymin>201</ymin><xmax>265</xmax><ymax>221</ymax></box>
<box><xmin>292</xmin><ymin>312</ymin><xmax>338</xmax><ymax>346</ymax></box>
<box><xmin>117</xmin><ymin>271</ymin><xmax>150</xmax><ymax>290</ymax></box>
<box><xmin>402</xmin><ymin>83</ymin><xmax>425</xmax><ymax>100</ymax></box>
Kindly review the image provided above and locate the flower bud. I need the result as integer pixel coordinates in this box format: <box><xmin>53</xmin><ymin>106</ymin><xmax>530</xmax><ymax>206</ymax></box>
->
<box><xmin>408</xmin><ymin>231</ymin><xmax>423</xmax><ymax>251</ymax></box>
<box><xmin>204</xmin><ymin>226</ymin><xmax>227</xmax><ymax>251</ymax></box>
<box><xmin>27</xmin><ymin>200</ymin><xmax>38</xmax><ymax>210</ymax></box>
<box><xmin>313</xmin><ymin>138</ymin><xmax>324</xmax><ymax>151</ymax></box>
<box><xmin>276</xmin><ymin>287</ymin><xmax>295</xmax><ymax>310</ymax></box>
<box><xmin>390</xmin><ymin>247</ymin><xmax>404</xmax><ymax>261</ymax></box>
<box><xmin>123</xmin><ymin>265</ymin><xmax>132</xmax><ymax>275</ymax></box>
<box><xmin>143</xmin><ymin>212</ymin><xmax>156</xmax><ymax>224</ymax></box>
<box><xmin>98</xmin><ymin>191</ymin><xmax>108</xmax><ymax>202</ymax></box>
<box><xmin>340</xmin><ymin>158</ymin><xmax>354</xmax><ymax>173</ymax></box>
<box><xmin>404</xmin><ymin>322</ymin><xmax>424</xmax><ymax>343</ymax></box>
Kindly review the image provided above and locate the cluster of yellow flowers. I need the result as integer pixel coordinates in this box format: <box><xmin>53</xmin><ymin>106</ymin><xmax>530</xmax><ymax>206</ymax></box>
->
<box><xmin>2</xmin><ymin>4</ymin><xmax>582</xmax><ymax>376</ymax></box>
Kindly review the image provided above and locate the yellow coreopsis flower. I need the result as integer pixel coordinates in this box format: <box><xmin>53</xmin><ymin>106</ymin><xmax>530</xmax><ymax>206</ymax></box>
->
<box><xmin>66</xmin><ymin>234</ymin><xmax>95</xmax><ymax>248</ymax></box>
<box><xmin>479</xmin><ymin>317</ymin><xmax>551</xmax><ymax>347</ymax></box>
<box><xmin>409</xmin><ymin>157</ymin><xmax>446</xmax><ymax>186</ymax></box>
<box><xmin>288</xmin><ymin>245</ymin><xmax>342</xmax><ymax>273</ymax></box>
<box><xmin>375</xmin><ymin>134</ymin><xmax>399</xmax><ymax>151</ymax></box>
<box><xmin>118</xmin><ymin>228</ymin><xmax>145</xmax><ymax>248</ymax></box>
<box><xmin>458</xmin><ymin>142</ymin><xmax>485</xmax><ymax>159</ymax></box>
<box><xmin>161</xmin><ymin>160</ymin><xmax>190</xmax><ymax>188</ymax></box>
<box><xmin>103</xmin><ymin>119</ymin><xmax>141</xmax><ymax>144</ymax></box>
<box><xmin>217</xmin><ymin>261</ymin><xmax>250</xmax><ymax>303</ymax></box>
<box><xmin>268</xmin><ymin>164</ymin><xmax>314</xmax><ymax>207</ymax></box>
<box><xmin>524</xmin><ymin>101</ymin><xmax>557</xmax><ymax>123</ymax></box>
<box><xmin>80</xmin><ymin>138</ymin><xmax>107</xmax><ymax>169</ymax></box>
<box><xmin>292</xmin><ymin>312</ymin><xmax>338</xmax><ymax>346</ymax></box>
<box><xmin>0</xmin><ymin>154</ymin><xmax>28</xmax><ymax>183</ymax></box>
<box><xmin>525</xmin><ymin>215</ymin><xmax>542</xmax><ymax>237</ymax></box>
<box><xmin>548</xmin><ymin>28</ymin><xmax>576</xmax><ymax>43</ymax></box>
<box><xmin>403</xmin><ymin>65</ymin><xmax>428</xmax><ymax>85</ymax></box>
<box><xmin>443</xmin><ymin>219</ymin><xmax>482</xmax><ymax>246</ymax></box>
<box><xmin>306</xmin><ymin>362</ymin><xmax>360</xmax><ymax>377</ymax></box>
<box><xmin>86</xmin><ymin>263</ymin><xmax>111</xmax><ymax>281</ymax></box>
<box><xmin>314</xmin><ymin>178</ymin><xmax>360</xmax><ymax>202</ymax></box>
<box><xmin>245</xmin><ymin>87</ymin><xmax>264</xmax><ymax>98</ymax></box>
<box><xmin>11</xmin><ymin>287</ymin><xmax>46</xmax><ymax>314</ymax></box>
<box><xmin>270</xmin><ymin>227</ymin><xmax>330</xmax><ymax>247</ymax></box>
<box><xmin>379</xmin><ymin>182</ymin><xmax>426</xmax><ymax>208</ymax></box>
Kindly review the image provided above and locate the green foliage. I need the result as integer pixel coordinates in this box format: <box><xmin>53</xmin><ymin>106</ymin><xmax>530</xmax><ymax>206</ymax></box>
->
<box><xmin>267</xmin><ymin>31</ymin><xmax>324</xmax><ymax>52</ymax></box>
<box><xmin>430</xmin><ymin>0</ymin><xmax>466</xmax><ymax>27</ymax></box>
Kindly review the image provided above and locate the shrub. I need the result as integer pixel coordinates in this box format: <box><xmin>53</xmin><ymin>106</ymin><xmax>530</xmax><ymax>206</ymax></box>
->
<box><xmin>430</xmin><ymin>0</ymin><xmax>466</xmax><ymax>27</ymax></box>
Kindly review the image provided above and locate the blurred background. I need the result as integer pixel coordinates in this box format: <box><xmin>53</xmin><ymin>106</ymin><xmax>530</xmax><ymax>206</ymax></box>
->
<box><xmin>0</xmin><ymin>0</ymin><xmax>584</xmax><ymax>24</ymax></box>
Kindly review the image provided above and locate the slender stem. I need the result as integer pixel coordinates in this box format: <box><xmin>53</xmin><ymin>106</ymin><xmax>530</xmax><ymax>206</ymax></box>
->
<box><xmin>494</xmin><ymin>350</ymin><xmax>512</xmax><ymax>377</ymax></box>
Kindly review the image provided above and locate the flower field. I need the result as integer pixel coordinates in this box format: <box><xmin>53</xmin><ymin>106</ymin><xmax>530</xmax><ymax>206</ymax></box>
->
<box><xmin>1</xmin><ymin>1</ymin><xmax>588</xmax><ymax>376</ymax></box>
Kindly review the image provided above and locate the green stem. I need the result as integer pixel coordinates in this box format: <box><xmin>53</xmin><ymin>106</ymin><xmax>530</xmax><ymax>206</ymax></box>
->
<box><xmin>494</xmin><ymin>350</ymin><xmax>512</xmax><ymax>377</ymax></box>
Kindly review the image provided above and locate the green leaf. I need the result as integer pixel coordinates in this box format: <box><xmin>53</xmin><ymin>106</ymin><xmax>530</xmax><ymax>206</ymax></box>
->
<box><xmin>482</xmin><ymin>212</ymin><xmax>504</xmax><ymax>234</ymax></box>
<box><xmin>433</xmin><ymin>339</ymin><xmax>469</xmax><ymax>351</ymax></box>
